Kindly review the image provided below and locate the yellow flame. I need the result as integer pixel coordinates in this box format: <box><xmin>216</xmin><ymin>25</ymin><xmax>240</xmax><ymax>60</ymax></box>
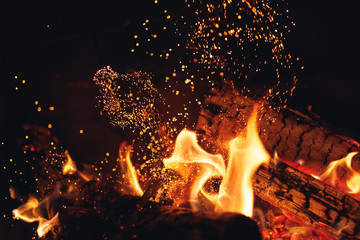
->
<box><xmin>12</xmin><ymin>196</ymin><xmax>40</xmax><ymax>222</ymax></box>
<box><xmin>62</xmin><ymin>151</ymin><xmax>93</xmax><ymax>181</ymax></box>
<box><xmin>37</xmin><ymin>213</ymin><xmax>60</xmax><ymax>237</ymax></box>
<box><xmin>62</xmin><ymin>150</ymin><xmax>77</xmax><ymax>175</ymax></box>
<box><xmin>318</xmin><ymin>152</ymin><xmax>360</xmax><ymax>193</ymax></box>
<box><xmin>163</xmin><ymin>106</ymin><xmax>269</xmax><ymax>217</ymax></box>
<box><xmin>118</xmin><ymin>142</ymin><xmax>144</xmax><ymax>197</ymax></box>
<box><xmin>217</xmin><ymin>106</ymin><xmax>270</xmax><ymax>217</ymax></box>
<box><xmin>12</xmin><ymin>196</ymin><xmax>59</xmax><ymax>237</ymax></box>
<box><xmin>163</xmin><ymin>130</ymin><xmax>225</xmax><ymax>209</ymax></box>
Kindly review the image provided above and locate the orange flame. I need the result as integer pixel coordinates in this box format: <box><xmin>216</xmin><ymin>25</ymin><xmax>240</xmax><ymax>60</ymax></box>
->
<box><xmin>217</xmin><ymin>106</ymin><xmax>270</xmax><ymax>217</ymax></box>
<box><xmin>164</xmin><ymin>106</ymin><xmax>269</xmax><ymax>217</ymax></box>
<box><xmin>37</xmin><ymin>213</ymin><xmax>60</xmax><ymax>237</ymax></box>
<box><xmin>12</xmin><ymin>196</ymin><xmax>59</xmax><ymax>237</ymax></box>
<box><xmin>316</xmin><ymin>152</ymin><xmax>360</xmax><ymax>193</ymax></box>
<box><xmin>163</xmin><ymin>130</ymin><xmax>225</xmax><ymax>209</ymax></box>
<box><xmin>62</xmin><ymin>150</ymin><xmax>77</xmax><ymax>175</ymax></box>
<box><xmin>61</xmin><ymin>151</ymin><xmax>93</xmax><ymax>181</ymax></box>
<box><xmin>118</xmin><ymin>142</ymin><xmax>144</xmax><ymax>196</ymax></box>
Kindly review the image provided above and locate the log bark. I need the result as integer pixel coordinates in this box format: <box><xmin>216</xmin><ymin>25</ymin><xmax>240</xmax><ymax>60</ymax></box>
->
<box><xmin>196</xmin><ymin>82</ymin><xmax>360</xmax><ymax>238</ymax></box>
<box><xmin>55</xmin><ymin>194</ymin><xmax>261</xmax><ymax>240</ymax></box>
<box><xmin>253</xmin><ymin>160</ymin><xmax>360</xmax><ymax>239</ymax></box>
<box><xmin>196</xmin><ymin>82</ymin><xmax>360</xmax><ymax>183</ymax></box>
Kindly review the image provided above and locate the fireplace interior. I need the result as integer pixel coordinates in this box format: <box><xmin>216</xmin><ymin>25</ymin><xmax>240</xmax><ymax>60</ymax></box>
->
<box><xmin>1</xmin><ymin>0</ymin><xmax>360</xmax><ymax>239</ymax></box>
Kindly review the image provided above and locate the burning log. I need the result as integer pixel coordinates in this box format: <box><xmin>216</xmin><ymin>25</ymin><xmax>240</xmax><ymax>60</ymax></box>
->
<box><xmin>31</xmin><ymin>178</ymin><xmax>261</xmax><ymax>240</ymax></box>
<box><xmin>55</xmin><ymin>190</ymin><xmax>262</xmax><ymax>240</ymax></box>
<box><xmin>16</xmin><ymin>125</ymin><xmax>262</xmax><ymax>240</ymax></box>
<box><xmin>195</xmin><ymin>82</ymin><xmax>360</xmax><ymax>238</ymax></box>
<box><xmin>254</xmin><ymin>160</ymin><xmax>360</xmax><ymax>239</ymax></box>
<box><xmin>196</xmin><ymin>82</ymin><xmax>360</xmax><ymax>186</ymax></box>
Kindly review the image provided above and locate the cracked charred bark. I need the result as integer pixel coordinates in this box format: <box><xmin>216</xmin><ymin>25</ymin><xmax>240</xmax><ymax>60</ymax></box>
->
<box><xmin>196</xmin><ymin>82</ymin><xmax>360</xmax><ymax>178</ymax></box>
<box><xmin>253</xmin><ymin>160</ymin><xmax>360</xmax><ymax>239</ymax></box>
<box><xmin>195</xmin><ymin>82</ymin><xmax>360</xmax><ymax>238</ymax></box>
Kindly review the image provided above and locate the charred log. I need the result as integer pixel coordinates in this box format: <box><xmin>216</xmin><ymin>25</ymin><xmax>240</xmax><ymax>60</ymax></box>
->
<box><xmin>196</xmin><ymin>82</ymin><xmax>360</xmax><ymax>183</ymax></box>
<box><xmin>47</xmin><ymin>181</ymin><xmax>261</xmax><ymax>240</ymax></box>
<box><xmin>253</xmin><ymin>160</ymin><xmax>360</xmax><ymax>239</ymax></box>
<box><xmin>196</xmin><ymin>82</ymin><xmax>360</xmax><ymax>238</ymax></box>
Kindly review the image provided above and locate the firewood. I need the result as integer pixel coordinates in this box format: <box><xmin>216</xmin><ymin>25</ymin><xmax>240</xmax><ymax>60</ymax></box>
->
<box><xmin>55</xmin><ymin>194</ymin><xmax>261</xmax><ymax>240</ymax></box>
<box><xmin>253</xmin><ymin>160</ymin><xmax>360</xmax><ymax>239</ymax></box>
<box><xmin>196</xmin><ymin>81</ymin><xmax>360</xmax><ymax>181</ymax></box>
<box><xmin>195</xmin><ymin>82</ymin><xmax>360</xmax><ymax>238</ymax></box>
<box><xmin>44</xmin><ymin>180</ymin><xmax>261</xmax><ymax>240</ymax></box>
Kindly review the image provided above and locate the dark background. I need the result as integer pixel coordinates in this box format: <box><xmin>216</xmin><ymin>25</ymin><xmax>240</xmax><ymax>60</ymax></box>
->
<box><xmin>0</xmin><ymin>0</ymin><xmax>359</xmax><ymax>238</ymax></box>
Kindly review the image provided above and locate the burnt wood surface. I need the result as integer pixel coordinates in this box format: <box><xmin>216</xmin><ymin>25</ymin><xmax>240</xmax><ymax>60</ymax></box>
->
<box><xmin>195</xmin><ymin>82</ymin><xmax>360</xmax><ymax>239</ymax></box>
<box><xmin>56</xmin><ymin>192</ymin><xmax>261</xmax><ymax>240</ymax></box>
<box><xmin>40</xmin><ymin>179</ymin><xmax>261</xmax><ymax>240</ymax></box>
<box><xmin>196</xmin><ymin>82</ymin><xmax>360</xmax><ymax>182</ymax></box>
<box><xmin>253</xmin><ymin>160</ymin><xmax>360</xmax><ymax>239</ymax></box>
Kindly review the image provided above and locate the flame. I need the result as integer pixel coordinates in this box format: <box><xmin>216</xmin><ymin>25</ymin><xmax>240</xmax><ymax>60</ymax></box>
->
<box><xmin>317</xmin><ymin>152</ymin><xmax>360</xmax><ymax>193</ymax></box>
<box><xmin>13</xmin><ymin>106</ymin><xmax>271</xmax><ymax>236</ymax></box>
<box><xmin>118</xmin><ymin>142</ymin><xmax>144</xmax><ymax>196</ymax></box>
<box><xmin>62</xmin><ymin>150</ymin><xmax>77</xmax><ymax>175</ymax></box>
<box><xmin>163</xmin><ymin>130</ymin><xmax>225</xmax><ymax>209</ymax></box>
<box><xmin>217</xmin><ymin>106</ymin><xmax>270</xmax><ymax>217</ymax></box>
<box><xmin>37</xmin><ymin>213</ymin><xmax>60</xmax><ymax>237</ymax></box>
<box><xmin>12</xmin><ymin>196</ymin><xmax>40</xmax><ymax>222</ymax></box>
<box><xmin>12</xmin><ymin>196</ymin><xmax>59</xmax><ymax>237</ymax></box>
<box><xmin>62</xmin><ymin>151</ymin><xmax>93</xmax><ymax>181</ymax></box>
<box><xmin>164</xmin><ymin>106</ymin><xmax>269</xmax><ymax>217</ymax></box>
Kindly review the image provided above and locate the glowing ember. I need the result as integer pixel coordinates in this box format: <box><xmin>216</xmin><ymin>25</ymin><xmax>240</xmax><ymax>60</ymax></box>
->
<box><xmin>12</xmin><ymin>196</ymin><xmax>60</xmax><ymax>237</ymax></box>
<box><xmin>315</xmin><ymin>152</ymin><xmax>360</xmax><ymax>194</ymax></box>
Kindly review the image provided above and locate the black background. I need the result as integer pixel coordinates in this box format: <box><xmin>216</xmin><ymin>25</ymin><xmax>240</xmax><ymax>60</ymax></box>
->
<box><xmin>0</xmin><ymin>0</ymin><xmax>359</xmax><ymax>238</ymax></box>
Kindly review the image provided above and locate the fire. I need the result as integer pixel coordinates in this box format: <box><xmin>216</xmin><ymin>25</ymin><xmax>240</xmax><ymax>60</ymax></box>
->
<box><xmin>61</xmin><ymin>151</ymin><xmax>93</xmax><ymax>181</ymax></box>
<box><xmin>62</xmin><ymin>150</ymin><xmax>77</xmax><ymax>175</ymax></box>
<box><xmin>12</xmin><ymin>196</ymin><xmax>59</xmax><ymax>237</ymax></box>
<box><xmin>316</xmin><ymin>152</ymin><xmax>360</xmax><ymax>193</ymax></box>
<box><xmin>118</xmin><ymin>142</ymin><xmax>144</xmax><ymax>197</ymax></box>
<box><xmin>217</xmin><ymin>107</ymin><xmax>270</xmax><ymax>217</ymax></box>
<box><xmin>10</xmin><ymin>106</ymin><xmax>272</xmax><ymax>236</ymax></box>
<box><xmin>163</xmin><ymin>130</ymin><xmax>225</xmax><ymax>209</ymax></box>
<box><xmin>164</xmin><ymin>106</ymin><xmax>269</xmax><ymax>217</ymax></box>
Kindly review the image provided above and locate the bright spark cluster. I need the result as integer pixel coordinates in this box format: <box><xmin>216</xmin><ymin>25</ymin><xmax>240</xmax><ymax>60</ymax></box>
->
<box><xmin>93</xmin><ymin>66</ymin><xmax>175</xmax><ymax>177</ymax></box>
<box><xmin>93</xmin><ymin>66</ymin><xmax>161</xmax><ymax>129</ymax></box>
<box><xmin>131</xmin><ymin>0</ymin><xmax>301</xmax><ymax>105</ymax></box>
<box><xmin>186</xmin><ymin>0</ymin><xmax>301</xmax><ymax>103</ymax></box>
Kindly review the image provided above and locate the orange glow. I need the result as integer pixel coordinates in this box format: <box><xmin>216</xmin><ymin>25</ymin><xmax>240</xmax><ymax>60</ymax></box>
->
<box><xmin>12</xmin><ymin>196</ymin><xmax>59</xmax><ymax>237</ymax></box>
<box><xmin>164</xmin><ymin>106</ymin><xmax>269</xmax><ymax>217</ymax></box>
<box><xmin>61</xmin><ymin>151</ymin><xmax>93</xmax><ymax>181</ymax></box>
<box><xmin>62</xmin><ymin>151</ymin><xmax>77</xmax><ymax>175</ymax></box>
<box><xmin>217</xmin><ymin>105</ymin><xmax>270</xmax><ymax>217</ymax></box>
<box><xmin>37</xmin><ymin>213</ymin><xmax>60</xmax><ymax>237</ymax></box>
<box><xmin>118</xmin><ymin>142</ymin><xmax>144</xmax><ymax>197</ymax></box>
<box><xmin>12</xmin><ymin>196</ymin><xmax>39</xmax><ymax>222</ymax></box>
<box><xmin>163</xmin><ymin>130</ymin><xmax>225</xmax><ymax>209</ymax></box>
<box><xmin>316</xmin><ymin>152</ymin><xmax>360</xmax><ymax>193</ymax></box>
